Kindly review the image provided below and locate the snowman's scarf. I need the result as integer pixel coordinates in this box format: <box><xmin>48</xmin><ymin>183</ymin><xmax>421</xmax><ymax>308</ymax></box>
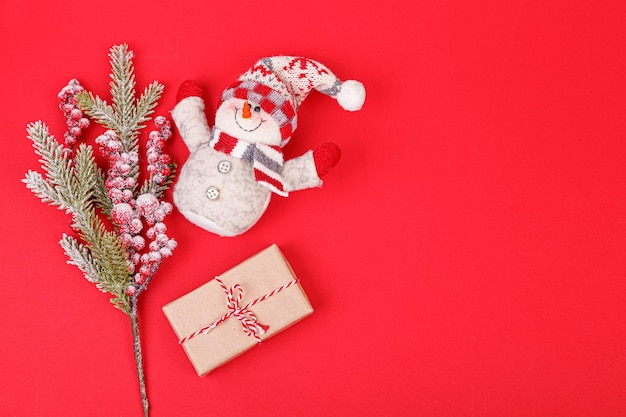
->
<box><xmin>209</xmin><ymin>129</ymin><xmax>288</xmax><ymax>196</ymax></box>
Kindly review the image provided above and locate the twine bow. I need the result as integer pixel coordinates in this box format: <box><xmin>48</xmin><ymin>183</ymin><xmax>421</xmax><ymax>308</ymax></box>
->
<box><xmin>222</xmin><ymin>281</ymin><xmax>269</xmax><ymax>342</ymax></box>
<box><xmin>179</xmin><ymin>276</ymin><xmax>302</xmax><ymax>345</ymax></box>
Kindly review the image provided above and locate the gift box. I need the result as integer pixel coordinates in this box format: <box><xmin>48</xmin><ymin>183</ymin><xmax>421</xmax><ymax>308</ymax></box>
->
<box><xmin>162</xmin><ymin>244</ymin><xmax>314</xmax><ymax>376</ymax></box>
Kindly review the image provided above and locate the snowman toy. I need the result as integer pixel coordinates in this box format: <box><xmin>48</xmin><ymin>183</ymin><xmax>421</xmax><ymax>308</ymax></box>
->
<box><xmin>172</xmin><ymin>56</ymin><xmax>366</xmax><ymax>236</ymax></box>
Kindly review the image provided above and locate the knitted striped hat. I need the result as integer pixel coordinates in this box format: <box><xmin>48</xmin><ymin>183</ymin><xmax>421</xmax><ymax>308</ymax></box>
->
<box><xmin>220</xmin><ymin>56</ymin><xmax>365</xmax><ymax>145</ymax></box>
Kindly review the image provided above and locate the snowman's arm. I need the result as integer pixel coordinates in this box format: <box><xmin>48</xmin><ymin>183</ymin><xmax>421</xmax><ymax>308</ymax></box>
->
<box><xmin>282</xmin><ymin>151</ymin><xmax>323</xmax><ymax>192</ymax></box>
<box><xmin>171</xmin><ymin>96</ymin><xmax>212</xmax><ymax>153</ymax></box>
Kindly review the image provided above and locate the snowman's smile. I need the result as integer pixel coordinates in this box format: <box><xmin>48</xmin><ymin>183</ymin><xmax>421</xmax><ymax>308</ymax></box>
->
<box><xmin>234</xmin><ymin>108</ymin><xmax>265</xmax><ymax>132</ymax></box>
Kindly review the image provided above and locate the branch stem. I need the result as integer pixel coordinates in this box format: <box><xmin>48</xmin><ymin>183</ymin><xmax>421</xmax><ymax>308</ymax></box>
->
<box><xmin>130</xmin><ymin>300</ymin><xmax>149</xmax><ymax>417</ymax></box>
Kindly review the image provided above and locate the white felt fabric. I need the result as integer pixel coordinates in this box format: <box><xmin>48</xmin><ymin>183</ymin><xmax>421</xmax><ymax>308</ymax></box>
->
<box><xmin>336</xmin><ymin>80</ymin><xmax>366</xmax><ymax>111</ymax></box>
<box><xmin>172</xmin><ymin>97</ymin><xmax>212</xmax><ymax>152</ymax></box>
<box><xmin>173</xmin><ymin>97</ymin><xmax>322</xmax><ymax>236</ymax></box>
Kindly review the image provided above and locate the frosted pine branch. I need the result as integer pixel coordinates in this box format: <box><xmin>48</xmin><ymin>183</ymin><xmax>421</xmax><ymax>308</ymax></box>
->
<box><xmin>60</xmin><ymin>234</ymin><xmax>102</xmax><ymax>285</ymax></box>
<box><xmin>23</xmin><ymin>170</ymin><xmax>66</xmax><ymax>210</ymax></box>
<box><xmin>75</xmin><ymin>93</ymin><xmax>119</xmax><ymax>131</ymax></box>
<box><xmin>93</xmin><ymin>168</ymin><xmax>113</xmax><ymax>215</ymax></box>
<box><xmin>26</xmin><ymin>122</ymin><xmax>74</xmax><ymax>201</ymax></box>
<box><xmin>24</xmin><ymin>114</ymin><xmax>133</xmax><ymax>303</ymax></box>
<box><xmin>24</xmin><ymin>45</ymin><xmax>175</xmax><ymax>417</ymax></box>
<box><xmin>24</xmin><ymin>123</ymin><xmax>105</xmax><ymax>246</ymax></box>
<box><xmin>73</xmin><ymin>144</ymin><xmax>102</xmax><ymax>207</ymax></box>
<box><xmin>134</xmin><ymin>82</ymin><xmax>164</xmax><ymax>128</ymax></box>
<box><xmin>109</xmin><ymin>44</ymin><xmax>137</xmax><ymax>145</ymax></box>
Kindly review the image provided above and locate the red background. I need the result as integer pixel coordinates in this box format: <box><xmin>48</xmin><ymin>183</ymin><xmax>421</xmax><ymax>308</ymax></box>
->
<box><xmin>2</xmin><ymin>1</ymin><xmax>626</xmax><ymax>416</ymax></box>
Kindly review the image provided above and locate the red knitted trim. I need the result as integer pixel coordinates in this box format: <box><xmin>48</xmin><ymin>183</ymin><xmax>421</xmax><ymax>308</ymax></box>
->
<box><xmin>313</xmin><ymin>142</ymin><xmax>342</xmax><ymax>178</ymax></box>
<box><xmin>212</xmin><ymin>132</ymin><xmax>238</xmax><ymax>154</ymax></box>
<box><xmin>176</xmin><ymin>80</ymin><xmax>203</xmax><ymax>103</ymax></box>
<box><xmin>255</xmin><ymin>170</ymin><xmax>285</xmax><ymax>193</ymax></box>
<box><xmin>280</xmin><ymin>124</ymin><xmax>293</xmax><ymax>140</ymax></box>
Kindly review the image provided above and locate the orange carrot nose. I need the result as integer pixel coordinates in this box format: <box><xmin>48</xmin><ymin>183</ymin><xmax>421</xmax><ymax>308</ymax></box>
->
<box><xmin>242</xmin><ymin>101</ymin><xmax>251</xmax><ymax>119</ymax></box>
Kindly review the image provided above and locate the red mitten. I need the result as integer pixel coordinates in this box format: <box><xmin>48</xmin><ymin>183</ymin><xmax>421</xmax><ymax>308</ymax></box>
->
<box><xmin>313</xmin><ymin>142</ymin><xmax>341</xmax><ymax>178</ymax></box>
<box><xmin>176</xmin><ymin>80</ymin><xmax>203</xmax><ymax>103</ymax></box>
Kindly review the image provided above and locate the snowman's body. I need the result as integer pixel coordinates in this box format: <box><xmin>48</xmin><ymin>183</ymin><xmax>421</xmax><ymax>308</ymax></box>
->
<box><xmin>172</xmin><ymin>96</ymin><xmax>322</xmax><ymax>236</ymax></box>
<box><xmin>171</xmin><ymin>56</ymin><xmax>364</xmax><ymax>237</ymax></box>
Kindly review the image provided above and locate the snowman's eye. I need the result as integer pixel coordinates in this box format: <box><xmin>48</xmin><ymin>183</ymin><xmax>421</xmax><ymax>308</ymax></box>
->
<box><xmin>253</xmin><ymin>106</ymin><xmax>261</xmax><ymax>112</ymax></box>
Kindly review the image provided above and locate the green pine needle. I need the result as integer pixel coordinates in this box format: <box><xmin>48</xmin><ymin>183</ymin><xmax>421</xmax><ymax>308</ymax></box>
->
<box><xmin>77</xmin><ymin>44</ymin><xmax>164</xmax><ymax>157</ymax></box>
<box><xmin>75</xmin><ymin>93</ymin><xmax>119</xmax><ymax>132</ymax></box>
<box><xmin>23</xmin><ymin>121</ymin><xmax>134</xmax><ymax>314</ymax></box>
<box><xmin>60</xmin><ymin>234</ymin><xmax>102</xmax><ymax>285</ymax></box>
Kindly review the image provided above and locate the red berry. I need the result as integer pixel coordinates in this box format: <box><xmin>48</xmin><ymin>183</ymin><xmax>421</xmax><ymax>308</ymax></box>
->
<box><xmin>118</xmin><ymin>163</ymin><xmax>131</xmax><ymax>175</ymax></box>
<box><xmin>131</xmin><ymin>235</ymin><xmax>145</xmax><ymax>251</ymax></box>
<box><xmin>62</xmin><ymin>148</ymin><xmax>74</xmax><ymax>160</ymax></box>
<box><xmin>154</xmin><ymin>116</ymin><xmax>166</xmax><ymax>128</ymax></box>
<box><xmin>161</xmin><ymin>126</ymin><xmax>172</xmax><ymax>139</ymax></box>
<box><xmin>154</xmin><ymin>222</ymin><xmax>167</xmax><ymax>233</ymax></box>
<box><xmin>161</xmin><ymin>202</ymin><xmax>173</xmax><ymax>214</ymax></box>
<box><xmin>148</xmin><ymin>251</ymin><xmax>162</xmax><ymax>263</ymax></box>
<box><xmin>166</xmin><ymin>239</ymin><xmax>178</xmax><ymax>251</ymax></box>
<box><xmin>152</xmin><ymin>138</ymin><xmax>165</xmax><ymax>148</ymax></box>
<box><xmin>71</xmin><ymin>108</ymin><xmax>82</xmax><ymax>120</ymax></box>
<box><xmin>159</xmin><ymin>247</ymin><xmax>173</xmax><ymax>258</ymax></box>
<box><xmin>110</xmin><ymin>177</ymin><xmax>125</xmax><ymax>189</ymax></box>
<box><xmin>125</xmin><ymin>177</ymin><xmax>136</xmax><ymax>188</ymax></box>
<box><xmin>128</xmin><ymin>218</ymin><xmax>143</xmax><ymax>234</ymax></box>
<box><xmin>78</xmin><ymin>118</ymin><xmax>90</xmax><ymax>129</ymax></box>
<box><xmin>153</xmin><ymin>209</ymin><xmax>165</xmax><ymax>222</ymax></box>
<box><xmin>107</xmin><ymin>140</ymin><xmax>122</xmax><ymax>152</ymax></box>
<box><xmin>121</xmin><ymin>189</ymin><xmax>133</xmax><ymax>202</ymax></box>
<box><xmin>108</xmin><ymin>188</ymin><xmax>124</xmax><ymax>204</ymax></box>
<box><xmin>156</xmin><ymin>233</ymin><xmax>168</xmax><ymax>245</ymax></box>
<box><xmin>128</xmin><ymin>152</ymin><xmax>139</xmax><ymax>163</ymax></box>
<box><xmin>111</xmin><ymin>203</ymin><xmax>134</xmax><ymax>225</ymax></box>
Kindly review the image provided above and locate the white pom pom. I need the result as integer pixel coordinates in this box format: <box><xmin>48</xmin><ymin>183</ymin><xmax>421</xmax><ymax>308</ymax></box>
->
<box><xmin>336</xmin><ymin>80</ymin><xmax>366</xmax><ymax>111</ymax></box>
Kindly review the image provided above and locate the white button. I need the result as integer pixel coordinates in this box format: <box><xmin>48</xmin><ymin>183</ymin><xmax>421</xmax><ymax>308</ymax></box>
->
<box><xmin>206</xmin><ymin>186</ymin><xmax>220</xmax><ymax>200</ymax></box>
<box><xmin>217</xmin><ymin>160</ymin><xmax>231</xmax><ymax>173</ymax></box>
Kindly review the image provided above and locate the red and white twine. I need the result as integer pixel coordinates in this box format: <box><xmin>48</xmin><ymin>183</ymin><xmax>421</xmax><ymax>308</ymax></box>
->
<box><xmin>179</xmin><ymin>277</ymin><xmax>299</xmax><ymax>345</ymax></box>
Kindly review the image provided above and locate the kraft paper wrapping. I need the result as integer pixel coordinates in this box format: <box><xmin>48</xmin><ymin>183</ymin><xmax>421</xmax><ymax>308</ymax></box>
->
<box><xmin>162</xmin><ymin>244</ymin><xmax>314</xmax><ymax>376</ymax></box>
